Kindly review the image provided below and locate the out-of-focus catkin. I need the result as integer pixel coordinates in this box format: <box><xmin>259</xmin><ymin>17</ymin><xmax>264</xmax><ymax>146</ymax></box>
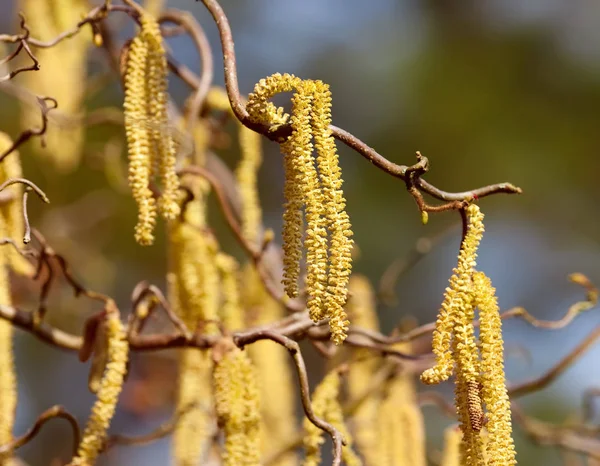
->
<box><xmin>0</xmin><ymin>232</ymin><xmax>16</xmax><ymax>464</ymax></box>
<box><xmin>216</xmin><ymin>253</ymin><xmax>244</xmax><ymax>332</ymax></box>
<box><xmin>236</xmin><ymin>125</ymin><xmax>263</xmax><ymax>246</ymax></box>
<box><xmin>173</xmin><ymin>350</ymin><xmax>215</xmax><ymax>466</ymax></box>
<box><xmin>441</xmin><ymin>426</ymin><xmax>462</xmax><ymax>466</ymax></box>
<box><xmin>346</xmin><ymin>275</ymin><xmax>381</xmax><ymax>466</ymax></box>
<box><xmin>18</xmin><ymin>0</ymin><xmax>90</xmax><ymax>172</ymax></box>
<box><xmin>0</xmin><ymin>133</ymin><xmax>34</xmax><ymax>276</ymax></box>
<box><xmin>168</xmin><ymin>185</ymin><xmax>220</xmax><ymax>466</ymax></box>
<box><xmin>302</xmin><ymin>370</ymin><xmax>361</xmax><ymax>466</ymax></box>
<box><xmin>70</xmin><ymin>310</ymin><xmax>129</xmax><ymax>466</ymax></box>
<box><xmin>123</xmin><ymin>8</ymin><xmax>180</xmax><ymax>245</ymax></box>
<box><xmin>246</xmin><ymin>73</ymin><xmax>353</xmax><ymax>345</ymax></box>
<box><xmin>242</xmin><ymin>264</ymin><xmax>297</xmax><ymax>466</ymax></box>
<box><xmin>378</xmin><ymin>346</ymin><xmax>426</xmax><ymax>466</ymax></box>
<box><xmin>213</xmin><ymin>344</ymin><xmax>261</xmax><ymax>466</ymax></box>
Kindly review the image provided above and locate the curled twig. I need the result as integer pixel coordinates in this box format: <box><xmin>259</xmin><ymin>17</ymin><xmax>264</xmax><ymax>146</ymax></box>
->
<box><xmin>101</xmin><ymin>403</ymin><xmax>200</xmax><ymax>452</ymax></box>
<box><xmin>0</xmin><ymin>96</ymin><xmax>57</xmax><ymax>163</ymax></box>
<box><xmin>0</xmin><ymin>405</ymin><xmax>81</xmax><ymax>457</ymax></box>
<box><xmin>0</xmin><ymin>14</ymin><xmax>39</xmax><ymax>82</ymax></box>
<box><xmin>234</xmin><ymin>329</ymin><xmax>346</xmax><ymax>466</ymax></box>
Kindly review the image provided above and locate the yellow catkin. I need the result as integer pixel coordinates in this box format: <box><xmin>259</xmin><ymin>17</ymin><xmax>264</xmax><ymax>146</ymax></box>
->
<box><xmin>311</xmin><ymin>81</ymin><xmax>353</xmax><ymax>344</ymax></box>
<box><xmin>420</xmin><ymin>204</ymin><xmax>517</xmax><ymax>465</ymax></box>
<box><xmin>215</xmin><ymin>253</ymin><xmax>244</xmax><ymax>332</ymax></box>
<box><xmin>168</xmin><ymin>184</ymin><xmax>219</xmax><ymax>466</ymax></box>
<box><xmin>18</xmin><ymin>0</ymin><xmax>90</xmax><ymax>172</ymax></box>
<box><xmin>345</xmin><ymin>275</ymin><xmax>381</xmax><ymax>466</ymax></box>
<box><xmin>69</xmin><ymin>311</ymin><xmax>129</xmax><ymax>465</ymax></box>
<box><xmin>236</xmin><ymin>126</ymin><xmax>263</xmax><ymax>246</ymax></box>
<box><xmin>123</xmin><ymin>9</ymin><xmax>180</xmax><ymax>245</ymax></box>
<box><xmin>421</xmin><ymin>203</ymin><xmax>485</xmax><ymax>385</ymax></box>
<box><xmin>302</xmin><ymin>370</ymin><xmax>361</xmax><ymax>466</ymax></box>
<box><xmin>283</xmin><ymin>81</ymin><xmax>329</xmax><ymax>326</ymax></box>
<box><xmin>473</xmin><ymin>272</ymin><xmax>516</xmax><ymax>466</ymax></box>
<box><xmin>377</xmin><ymin>346</ymin><xmax>426</xmax><ymax>466</ymax></box>
<box><xmin>246</xmin><ymin>74</ymin><xmax>303</xmax><ymax>301</ymax></box>
<box><xmin>242</xmin><ymin>264</ymin><xmax>297</xmax><ymax>466</ymax></box>
<box><xmin>247</xmin><ymin>73</ymin><xmax>354</xmax><ymax>345</ymax></box>
<box><xmin>173</xmin><ymin>350</ymin><xmax>214</xmax><ymax>466</ymax></box>
<box><xmin>168</xmin><ymin>194</ymin><xmax>219</xmax><ymax>335</ymax></box>
<box><xmin>123</xmin><ymin>29</ymin><xmax>156</xmax><ymax>245</ymax></box>
<box><xmin>0</xmin><ymin>230</ymin><xmax>16</xmax><ymax>464</ymax></box>
<box><xmin>140</xmin><ymin>14</ymin><xmax>180</xmax><ymax>220</ymax></box>
<box><xmin>213</xmin><ymin>345</ymin><xmax>261</xmax><ymax>466</ymax></box>
<box><xmin>0</xmin><ymin>133</ymin><xmax>34</xmax><ymax>276</ymax></box>
<box><xmin>440</xmin><ymin>426</ymin><xmax>462</xmax><ymax>466</ymax></box>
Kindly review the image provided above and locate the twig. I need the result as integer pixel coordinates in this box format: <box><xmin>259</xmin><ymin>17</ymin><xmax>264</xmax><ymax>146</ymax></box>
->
<box><xmin>130</xmin><ymin>281</ymin><xmax>192</xmax><ymax>339</ymax></box>
<box><xmin>0</xmin><ymin>178</ymin><xmax>49</xmax><ymax>204</ymax></box>
<box><xmin>22</xmin><ymin>188</ymin><xmax>32</xmax><ymax>244</ymax></box>
<box><xmin>158</xmin><ymin>10</ymin><xmax>213</xmax><ymax>136</ymax></box>
<box><xmin>234</xmin><ymin>330</ymin><xmax>346</xmax><ymax>466</ymax></box>
<box><xmin>359</xmin><ymin>275</ymin><xmax>599</xmax><ymax>346</ymax></box>
<box><xmin>0</xmin><ymin>303</ymin><xmax>82</xmax><ymax>351</ymax></box>
<box><xmin>0</xmin><ymin>15</ymin><xmax>39</xmax><ymax>82</ymax></box>
<box><xmin>512</xmin><ymin>403</ymin><xmax>600</xmax><ymax>459</ymax></box>
<box><xmin>0</xmin><ymin>96</ymin><xmax>57</xmax><ymax>163</ymax></box>
<box><xmin>0</xmin><ymin>405</ymin><xmax>81</xmax><ymax>457</ymax></box>
<box><xmin>101</xmin><ymin>404</ymin><xmax>199</xmax><ymax>452</ymax></box>
<box><xmin>509</xmin><ymin>325</ymin><xmax>600</xmax><ymax>398</ymax></box>
<box><xmin>196</xmin><ymin>0</ymin><xmax>522</xmax><ymax>209</ymax></box>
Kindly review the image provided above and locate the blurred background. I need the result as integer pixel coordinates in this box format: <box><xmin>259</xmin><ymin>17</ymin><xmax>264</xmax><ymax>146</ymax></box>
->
<box><xmin>2</xmin><ymin>0</ymin><xmax>600</xmax><ymax>464</ymax></box>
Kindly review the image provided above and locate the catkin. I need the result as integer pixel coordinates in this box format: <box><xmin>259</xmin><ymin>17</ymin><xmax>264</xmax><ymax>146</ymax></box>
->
<box><xmin>213</xmin><ymin>345</ymin><xmax>261</xmax><ymax>466</ymax></box>
<box><xmin>420</xmin><ymin>204</ymin><xmax>516</xmax><ymax>466</ymax></box>
<box><xmin>242</xmin><ymin>264</ymin><xmax>297</xmax><ymax>466</ymax></box>
<box><xmin>378</xmin><ymin>348</ymin><xmax>426</xmax><ymax>466</ymax></box>
<box><xmin>216</xmin><ymin>253</ymin><xmax>244</xmax><ymax>332</ymax></box>
<box><xmin>246</xmin><ymin>73</ymin><xmax>354</xmax><ymax>345</ymax></box>
<box><xmin>169</xmin><ymin>185</ymin><xmax>220</xmax><ymax>466</ymax></box>
<box><xmin>441</xmin><ymin>426</ymin><xmax>462</xmax><ymax>466</ymax></box>
<box><xmin>18</xmin><ymin>0</ymin><xmax>90</xmax><ymax>172</ymax></box>
<box><xmin>205</xmin><ymin>86</ymin><xmax>266</xmax><ymax>247</ymax></box>
<box><xmin>346</xmin><ymin>275</ymin><xmax>381</xmax><ymax>466</ymax></box>
<box><xmin>123</xmin><ymin>8</ymin><xmax>180</xmax><ymax>245</ymax></box>
<box><xmin>473</xmin><ymin>272</ymin><xmax>516</xmax><ymax>466</ymax></box>
<box><xmin>0</xmin><ymin>133</ymin><xmax>34</xmax><ymax>276</ymax></box>
<box><xmin>236</xmin><ymin>125</ymin><xmax>263</xmax><ymax>246</ymax></box>
<box><xmin>69</xmin><ymin>310</ymin><xmax>129</xmax><ymax>466</ymax></box>
<box><xmin>302</xmin><ymin>370</ymin><xmax>361</xmax><ymax>466</ymax></box>
<box><xmin>0</xmin><ymin>230</ymin><xmax>16</xmax><ymax>465</ymax></box>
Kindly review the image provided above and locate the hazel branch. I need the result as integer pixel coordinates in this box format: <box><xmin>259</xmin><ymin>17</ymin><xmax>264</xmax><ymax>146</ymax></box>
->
<box><xmin>0</xmin><ymin>405</ymin><xmax>81</xmax><ymax>457</ymax></box>
<box><xmin>195</xmin><ymin>0</ymin><xmax>522</xmax><ymax>210</ymax></box>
